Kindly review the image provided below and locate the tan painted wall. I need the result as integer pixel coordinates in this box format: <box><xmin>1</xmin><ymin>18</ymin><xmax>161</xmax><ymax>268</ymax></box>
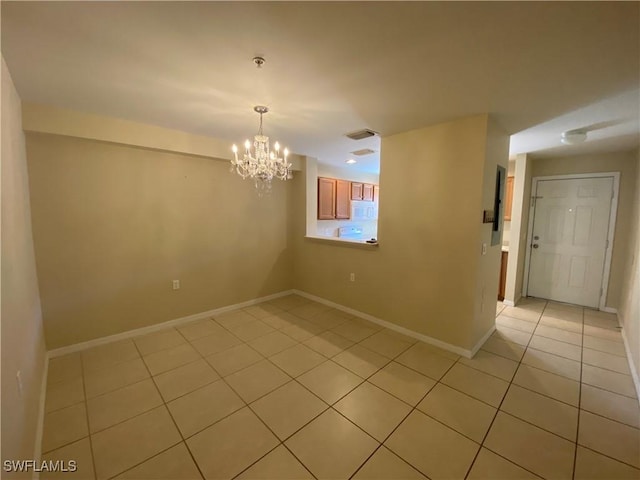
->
<box><xmin>1</xmin><ymin>58</ymin><xmax>47</xmax><ymax>474</ymax></box>
<box><xmin>531</xmin><ymin>150</ymin><xmax>638</xmax><ymax>308</ymax></box>
<box><xmin>294</xmin><ymin>115</ymin><xmax>508</xmax><ymax>352</ymax></box>
<box><xmin>618</xmin><ymin>148</ymin><xmax>639</xmax><ymax>390</ymax></box>
<box><xmin>26</xmin><ymin>134</ymin><xmax>294</xmax><ymax>349</ymax></box>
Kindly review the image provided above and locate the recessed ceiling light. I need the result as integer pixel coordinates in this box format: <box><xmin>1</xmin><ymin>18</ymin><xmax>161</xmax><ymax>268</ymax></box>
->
<box><xmin>345</xmin><ymin>159</ymin><xmax>357</xmax><ymax>164</ymax></box>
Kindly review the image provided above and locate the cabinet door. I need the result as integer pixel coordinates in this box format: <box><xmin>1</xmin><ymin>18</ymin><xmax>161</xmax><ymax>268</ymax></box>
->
<box><xmin>318</xmin><ymin>177</ymin><xmax>336</xmax><ymax>219</ymax></box>
<box><xmin>363</xmin><ymin>183</ymin><xmax>374</xmax><ymax>201</ymax></box>
<box><xmin>504</xmin><ymin>176</ymin><xmax>514</xmax><ymax>221</ymax></box>
<box><xmin>351</xmin><ymin>182</ymin><xmax>363</xmax><ymax>200</ymax></box>
<box><xmin>335</xmin><ymin>179</ymin><xmax>351</xmax><ymax>219</ymax></box>
<box><xmin>373</xmin><ymin>185</ymin><xmax>380</xmax><ymax>202</ymax></box>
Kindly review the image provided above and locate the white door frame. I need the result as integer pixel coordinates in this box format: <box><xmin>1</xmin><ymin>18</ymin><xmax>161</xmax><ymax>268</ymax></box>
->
<box><xmin>523</xmin><ymin>172</ymin><xmax>620</xmax><ymax>311</ymax></box>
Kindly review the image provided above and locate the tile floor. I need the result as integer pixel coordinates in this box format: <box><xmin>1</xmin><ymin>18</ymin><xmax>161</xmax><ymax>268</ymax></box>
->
<box><xmin>41</xmin><ymin>295</ymin><xmax>640</xmax><ymax>479</ymax></box>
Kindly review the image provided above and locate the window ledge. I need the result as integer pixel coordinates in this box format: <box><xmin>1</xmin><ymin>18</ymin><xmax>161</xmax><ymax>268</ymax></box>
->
<box><xmin>304</xmin><ymin>235</ymin><xmax>379</xmax><ymax>249</ymax></box>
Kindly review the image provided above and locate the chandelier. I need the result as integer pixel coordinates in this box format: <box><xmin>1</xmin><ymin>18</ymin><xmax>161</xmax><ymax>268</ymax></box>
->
<box><xmin>231</xmin><ymin>105</ymin><xmax>291</xmax><ymax>194</ymax></box>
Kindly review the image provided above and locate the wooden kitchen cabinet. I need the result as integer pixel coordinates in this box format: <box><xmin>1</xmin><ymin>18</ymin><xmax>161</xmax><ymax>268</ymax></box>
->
<box><xmin>374</xmin><ymin>185</ymin><xmax>380</xmax><ymax>202</ymax></box>
<box><xmin>318</xmin><ymin>177</ymin><xmax>351</xmax><ymax>220</ymax></box>
<box><xmin>504</xmin><ymin>176</ymin><xmax>514</xmax><ymax>221</ymax></box>
<box><xmin>363</xmin><ymin>183</ymin><xmax>374</xmax><ymax>201</ymax></box>
<box><xmin>498</xmin><ymin>251</ymin><xmax>508</xmax><ymax>300</ymax></box>
<box><xmin>351</xmin><ymin>182</ymin><xmax>364</xmax><ymax>201</ymax></box>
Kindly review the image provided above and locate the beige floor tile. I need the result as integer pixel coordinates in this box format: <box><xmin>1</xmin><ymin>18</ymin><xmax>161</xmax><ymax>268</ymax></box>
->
<box><xmin>459</xmin><ymin>350</ymin><xmax>518</xmax><ymax>381</ymax></box>
<box><xmin>496</xmin><ymin>315</ymin><xmax>537</xmax><ymax>334</ymax></box>
<box><xmin>501</xmin><ymin>384</ymin><xmax>578</xmax><ymax>441</ymax></box>
<box><xmin>205</xmin><ymin>343</ymin><xmax>263</xmax><ymax>377</ymax></box>
<box><xmin>297</xmin><ymin>360</ymin><xmax>363</xmax><ymax>404</ymax></box>
<box><xmin>484</xmin><ymin>412</ymin><xmax>575</xmax><ymax>479</ymax></box>
<box><xmin>303</xmin><ymin>331</ymin><xmax>354</xmax><ymax>358</ymax></box>
<box><xmin>243</xmin><ymin>303</ymin><xmax>283</xmax><ymax>319</ymax></box>
<box><xmin>41</xmin><ymin>438</ymin><xmax>95</xmax><ymax>480</ymax></box>
<box><xmin>513</xmin><ymin>364</ymin><xmax>580</xmax><ymax>406</ymax></box>
<box><xmin>92</xmin><ymin>406</ymin><xmax>181</xmax><ymax>480</ymax></box>
<box><xmin>227</xmin><ymin>319</ymin><xmax>276</xmax><ymax>342</ymax></box>
<box><xmin>574</xmin><ymin>445</ymin><xmax>640</xmax><ymax>480</ymax></box>
<box><xmin>260</xmin><ymin>312</ymin><xmax>299</xmax><ymax>330</ymax></box>
<box><xmin>583</xmin><ymin>347</ymin><xmax>631</xmax><ymax>375</ymax></box>
<box><xmin>82</xmin><ymin>341</ymin><xmax>140</xmax><ymax>372</ymax></box>
<box><xmin>403</xmin><ymin>341</ymin><xmax>460</xmax><ymax>361</ymax></box>
<box><xmin>134</xmin><ymin>329</ymin><xmax>186</xmax><ymax>356</ymax></box>
<box><xmin>581</xmin><ymin>384</ymin><xmax>640</xmax><ymax>428</ymax></box>
<box><xmin>187</xmin><ymin>407</ymin><xmax>279</xmax><ymax>479</ymax></box>
<box><xmin>143</xmin><ymin>343</ymin><xmax>201</xmax><ymax>376</ymax></box>
<box><xmin>84</xmin><ymin>357</ymin><xmax>150</xmax><ymax>399</ymax></box>
<box><xmin>493</xmin><ymin>325</ymin><xmax>532</xmax><ymax>346</ymax></box>
<box><xmin>584</xmin><ymin>313</ymin><xmax>619</xmax><ymax>331</ymax></box>
<box><xmin>368</xmin><ymin>361</ymin><xmax>435</xmax><ymax>406</ymax></box>
<box><xmin>500</xmin><ymin>307</ymin><xmax>541</xmax><ymax>323</ymax></box>
<box><xmin>189</xmin><ymin>329</ymin><xmax>243</xmax><ymax>356</ymax></box>
<box><xmin>333</xmin><ymin>344</ymin><xmax>389</xmax><ymax>378</ymax></box>
<box><xmin>214</xmin><ymin>310</ymin><xmax>256</xmax><ymax>329</ymax></box>
<box><xmin>268</xmin><ymin>294</ymin><xmax>309</xmax><ymax>310</ymax></box>
<box><xmin>289</xmin><ymin>302</ymin><xmax>331</xmax><ymax>320</ymax></box>
<box><xmin>578</xmin><ymin>410</ymin><xmax>640</xmax><ymax>468</ymax></box>
<box><xmin>359</xmin><ymin>331</ymin><xmax>413</xmax><ymax>359</ymax></box>
<box><xmin>177</xmin><ymin>318</ymin><xmax>226</xmax><ymax>341</ymax></box>
<box><xmin>167</xmin><ymin>380</ymin><xmax>245</xmax><ymax>437</ymax></box>
<box><xmin>87</xmin><ymin>379</ymin><xmax>163</xmax><ymax>433</ymax></box>
<box><xmin>335</xmin><ymin>382</ymin><xmax>411</xmax><ymax>442</ymax></box>
<box><xmin>269</xmin><ymin>344</ymin><xmax>326</xmax><ymax>377</ymax></box>
<box><xmin>280</xmin><ymin>319</ymin><xmax>325</xmax><ymax>341</ymax></box>
<box><xmin>521</xmin><ymin>348</ymin><xmax>581</xmax><ymax>381</ymax></box>
<box><xmin>467</xmin><ymin>448</ymin><xmax>539</xmax><ymax>480</ymax></box>
<box><xmin>46</xmin><ymin>376</ymin><xmax>85</xmax><ymax>413</ymax></box>
<box><xmin>248</xmin><ymin>330</ymin><xmax>297</xmax><ymax>357</ymax></box>
<box><xmin>481</xmin><ymin>336</ymin><xmax>525</xmax><ymax>361</ymax></box>
<box><xmin>236</xmin><ymin>445</ymin><xmax>313</xmax><ymax>480</ymax></box>
<box><xmin>545</xmin><ymin>303</ymin><xmax>583</xmax><ymax>317</ymax></box>
<box><xmin>332</xmin><ymin>320</ymin><xmax>378</xmax><ymax>342</ymax></box>
<box><xmin>582</xmin><ymin>364</ymin><xmax>637</xmax><ymax>398</ymax></box>
<box><xmin>225</xmin><ymin>359</ymin><xmax>290</xmax><ymax>403</ymax></box>
<box><xmin>285</xmin><ymin>409</ymin><xmax>379</xmax><ymax>479</ymax></box>
<box><xmin>153</xmin><ymin>359</ymin><xmax>219</xmax><ymax>402</ymax></box>
<box><xmin>43</xmin><ymin>403</ymin><xmax>89</xmax><ymax>453</ymax></box>
<box><xmin>529</xmin><ymin>335</ymin><xmax>582</xmax><ymax>361</ymax></box>
<box><xmin>115</xmin><ymin>443</ymin><xmax>202</xmax><ymax>479</ymax></box>
<box><xmin>47</xmin><ymin>353</ymin><xmax>82</xmax><ymax>385</ymax></box>
<box><xmin>251</xmin><ymin>381</ymin><xmax>328</xmax><ymax>440</ymax></box>
<box><xmin>516</xmin><ymin>297</ymin><xmax>548</xmax><ymax>311</ymax></box>
<box><xmin>385</xmin><ymin>409</ymin><xmax>479</xmax><ymax>479</ymax></box>
<box><xmin>534</xmin><ymin>324</ymin><xmax>582</xmax><ymax>346</ymax></box>
<box><xmin>353</xmin><ymin>446</ymin><xmax>427</xmax><ymax>479</ymax></box>
<box><xmin>542</xmin><ymin>309</ymin><xmax>583</xmax><ymax>325</ymax></box>
<box><xmin>307</xmin><ymin>309</ymin><xmax>350</xmax><ymax>330</ymax></box>
<box><xmin>441</xmin><ymin>363</ymin><xmax>509</xmax><ymax>407</ymax></box>
<box><xmin>583</xmin><ymin>325</ymin><xmax>624</xmax><ymax>342</ymax></box>
<box><xmin>417</xmin><ymin>383</ymin><xmax>496</xmax><ymax>443</ymax></box>
<box><xmin>539</xmin><ymin>315</ymin><xmax>583</xmax><ymax>334</ymax></box>
<box><xmin>395</xmin><ymin>344</ymin><xmax>456</xmax><ymax>380</ymax></box>
<box><xmin>583</xmin><ymin>335</ymin><xmax>627</xmax><ymax>357</ymax></box>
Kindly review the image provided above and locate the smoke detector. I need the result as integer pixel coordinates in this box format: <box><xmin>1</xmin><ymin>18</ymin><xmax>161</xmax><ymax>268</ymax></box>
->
<box><xmin>561</xmin><ymin>130</ymin><xmax>587</xmax><ymax>145</ymax></box>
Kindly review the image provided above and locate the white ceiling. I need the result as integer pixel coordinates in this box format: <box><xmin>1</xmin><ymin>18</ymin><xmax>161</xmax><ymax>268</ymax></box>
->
<box><xmin>2</xmin><ymin>2</ymin><xmax>638</xmax><ymax>173</ymax></box>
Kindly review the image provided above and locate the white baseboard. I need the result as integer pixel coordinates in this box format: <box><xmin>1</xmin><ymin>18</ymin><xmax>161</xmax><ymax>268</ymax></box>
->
<box><xmin>470</xmin><ymin>325</ymin><xmax>496</xmax><ymax>357</ymax></box>
<box><xmin>601</xmin><ymin>306</ymin><xmax>618</xmax><ymax>315</ymax></box>
<box><xmin>620</xmin><ymin>326</ymin><xmax>640</xmax><ymax>403</ymax></box>
<box><xmin>33</xmin><ymin>353</ymin><xmax>49</xmax><ymax>480</ymax></box>
<box><xmin>48</xmin><ymin>290</ymin><xmax>294</xmax><ymax>358</ymax></box>
<box><xmin>502</xmin><ymin>300</ymin><xmax>515</xmax><ymax>307</ymax></box>
<box><xmin>292</xmin><ymin>289</ymin><xmax>477</xmax><ymax>358</ymax></box>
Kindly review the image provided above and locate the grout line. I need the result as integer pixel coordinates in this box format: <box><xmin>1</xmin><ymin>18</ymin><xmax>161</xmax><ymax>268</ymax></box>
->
<box><xmin>79</xmin><ymin>354</ymin><xmax>99</xmax><ymax>480</ymax></box>
<box><xmin>572</xmin><ymin>307</ymin><xmax>585</xmax><ymax>480</ymax></box>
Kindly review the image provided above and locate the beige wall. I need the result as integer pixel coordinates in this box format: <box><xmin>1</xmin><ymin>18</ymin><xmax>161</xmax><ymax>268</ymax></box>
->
<box><xmin>26</xmin><ymin>134</ymin><xmax>294</xmax><ymax>349</ymax></box>
<box><xmin>1</xmin><ymin>58</ymin><xmax>47</xmax><ymax>474</ymax></box>
<box><xmin>618</xmin><ymin>148</ymin><xmax>639</xmax><ymax>392</ymax></box>
<box><xmin>294</xmin><ymin>115</ymin><xmax>509</xmax><ymax>353</ymax></box>
<box><xmin>530</xmin><ymin>150</ymin><xmax>638</xmax><ymax>308</ymax></box>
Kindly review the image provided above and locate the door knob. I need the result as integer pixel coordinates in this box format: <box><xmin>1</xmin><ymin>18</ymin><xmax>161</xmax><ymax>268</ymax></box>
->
<box><xmin>532</xmin><ymin>244</ymin><xmax>539</xmax><ymax>249</ymax></box>
<box><xmin>534</xmin><ymin>235</ymin><xmax>539</xmax><ymax>240</ymax></box>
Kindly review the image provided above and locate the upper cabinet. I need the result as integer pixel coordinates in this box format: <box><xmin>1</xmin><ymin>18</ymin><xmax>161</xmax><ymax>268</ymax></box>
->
<box><xmin>504</xmin><ymin>176</ymin><xmax>514</xmax><ymax>221</ymax></box>
<box><xmin>318</xmin><ymin>177</ymin><xmax>351</xmax><ymax>220</ymax></box>
<box><xmin>362</xmin><ymin>183</ymin><xmax>374</xmax><ymax>202</ymax></box>
<box><xmin>351</xmin><ymin>182</ymin><xmax>376</xmax><ymax>201</ymax></box>
<box><xmin>351</xmin><ymin>182</ymin><xmax>364</xmax><ymax>201</ymax></box>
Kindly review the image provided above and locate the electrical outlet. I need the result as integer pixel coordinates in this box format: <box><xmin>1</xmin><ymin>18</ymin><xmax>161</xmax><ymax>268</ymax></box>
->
<box><xmin>16</xmin><ymin>371</ymin><xmax>23</xmax><ymax>397</ymax></box>
<box><xmin>172</xmin><ymin>280</ymin><xmax>180</xmax><ymax>290</ymax></box>
<box><xmin>349</xmin><ymin>273</ymin><xmax>355</xmax><ymax>282</ymax></box>
<box><xmin>481</xmin><ymin>243</ymin><xmax>487</xmax><ymax>255</ymax></box>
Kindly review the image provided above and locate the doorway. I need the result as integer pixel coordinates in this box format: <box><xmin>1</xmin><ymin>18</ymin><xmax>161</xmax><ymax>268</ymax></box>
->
<box><xmin>524</xmin><ymin>173</ymin><xmax>619</xmax><ymax>309</ymax></box>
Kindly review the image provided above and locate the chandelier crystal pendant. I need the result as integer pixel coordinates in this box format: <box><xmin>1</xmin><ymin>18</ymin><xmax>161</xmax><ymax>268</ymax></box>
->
<box><xmin>231</xmin><ymin>105</ymin><xmax>291</xmax><ymax>194</ymax></box>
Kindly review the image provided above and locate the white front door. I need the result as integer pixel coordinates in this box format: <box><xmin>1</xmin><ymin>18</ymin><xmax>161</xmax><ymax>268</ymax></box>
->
<box><xmin>527</xmin><ymin>176</ymin><xmax>614</xmax><ymax>308</ymax></box>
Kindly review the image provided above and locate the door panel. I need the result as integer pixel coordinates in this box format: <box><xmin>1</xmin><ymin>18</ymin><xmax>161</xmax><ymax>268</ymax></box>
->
<box><xmin>528</xmin><ymin>177</ymin><xmax>613</xmax><ymax>308</ymax></box>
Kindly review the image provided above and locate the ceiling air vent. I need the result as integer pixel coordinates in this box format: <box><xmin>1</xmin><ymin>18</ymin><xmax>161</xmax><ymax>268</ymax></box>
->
<box><xmin>345</xmin><ymin>129</ymin><xmax>377</xmax><ymax>140</ymax></box>
<box><xmin>351</xmin><ymin>148</ymin><xmax>376</xmax><ymax>156</ymax></box>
